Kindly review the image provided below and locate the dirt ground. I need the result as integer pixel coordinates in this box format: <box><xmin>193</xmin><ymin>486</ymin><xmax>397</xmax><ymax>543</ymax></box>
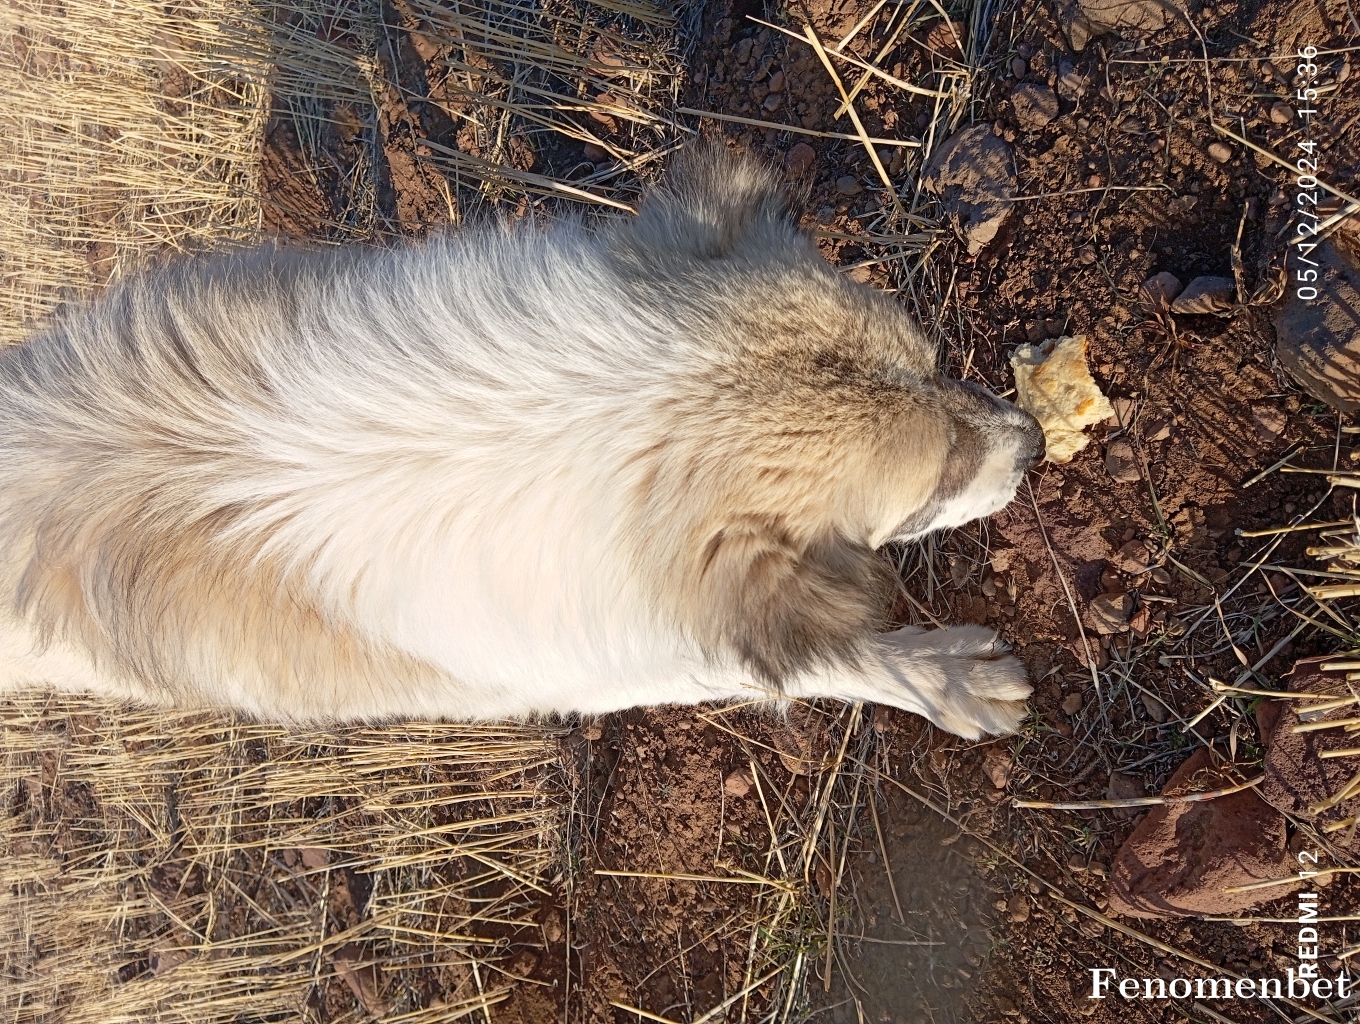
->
<box><xmin>250</xmin><ymin>0</ymin><xmax>1360</xmax><ymax>1021</ymax></box>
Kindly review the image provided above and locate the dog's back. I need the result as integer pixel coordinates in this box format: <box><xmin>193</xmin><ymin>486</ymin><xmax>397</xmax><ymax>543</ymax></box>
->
<box><xmin>0</xmin><ymin>147</ymin><xmax>1041</xmax><ymax>734</ymax></box>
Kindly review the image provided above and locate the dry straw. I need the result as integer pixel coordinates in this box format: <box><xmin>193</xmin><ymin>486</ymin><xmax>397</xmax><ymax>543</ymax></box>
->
<box><xmin>1</xmin><ymin>692</ymin><xmax>564</xmax><ymax>1022</ymax></box>
<box><xmin>0</xmin><ymin>0</ymin><xmax>272</xmax><ymax>346</ymax></box>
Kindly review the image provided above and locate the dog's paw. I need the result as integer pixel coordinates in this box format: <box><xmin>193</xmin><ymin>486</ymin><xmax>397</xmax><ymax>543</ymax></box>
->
<box><xmin>877</xmin><ymin>625</ymin><xmax>1032</xmax><ymax>740</ymax></box>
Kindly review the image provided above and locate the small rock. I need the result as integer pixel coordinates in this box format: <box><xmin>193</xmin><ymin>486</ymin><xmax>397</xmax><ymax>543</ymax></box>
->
<box><xmin>1057</xmin><ymin>65</ymin><xmax>1088</xmax><ymax>101</ymax></box>
<box><xmin>580</xmin><ymin>722</ymin><xmax>603</xmax><ymax>741</ymax></box>
<box><xmin>1108</xmin><ymin>747</ymin><xmax>1293</xmax><ymax>918</ymax></box>
<box><xmin>762</xmin><ymin>92</ymin><xmax>783</xmax><ymax>113</ymax></box>
<box><xmin>920</xmin><ymin>125</ymin><xmax>1016</xmax><ymax>255</ymax></box>
<box><xmin>1010</xmin><ymin>55</ymin><xmax>1027</xmax><ymax>78</ymax></box>
<box><xmin>582</xmin><ymin>142</ymin><xmax>608</xmax><ymax>163</ymax></box>
<box><xmin>1064</xmin><ymin>16</ymin><xmax>1093</xmax><ymax>51</ymax></box>
<box><xmin>300</xmin><ymin>848</ymin><xmax>331</xmax><ymax>871</ymax></box>
<box><xmin>1108</xmin><ymin>771</ymin><xmax>1144</xmax><ymax>800</ymax></box>
<box><xmin>1169</xmin><ymin>275</ymin><xmax>1236</xmax><ymax>315</ymax></box>
<box><xmin>1250</xmin><ymin>402</ymin><xmax>1287</xmax><ymax>441</ymax></box>
<box><xmin>1128</xmin><ymin>604</ymin><xmax>1152</xmax><ymax>637</ymax></box>
<box><xmin>1099</xmin><ymin>564</ymin><xmax>1122</xmax><ymax>592</ymax></box>
<box><xmin>1007</xmin><ymin>893</ymin><xmax>1031</xmax><ymax>923</ymax></box>
<box><xmin>766</xmin><ymin>70</ymin><xmax>785</xmax><ymax>93</ymax></box>
<box><xmin>1143</xmin><ymin>414</ymin><xmax>1173</xmax><ymax>441</ymax></box>
<box><xmin>836</xmin><ymin>174</ymin><xmax>864</xmax><ymax>196</ymax></box>
<box><xmin>784</xmin><ymin>142</ymin><xmax>816</xmax><ymax>176</ymax></box>
<box><xmin>723</xmin><ymin>769</ymin><xmax>754</xmax><ymax>798</ymax></box>
<box><xmin>984</xmin><ymin>750</ymin><xmax>1012</xmax><ymax>789</ymax></box>
<box><xmin>1104</xmin><ymin>439</ymin><xmax>1141</xmax><ymax>483</ymax></box>
<box><xmin>331</xmin><ymin>942</ymin><xmax>388</xmax><ymax>1016</ymax></box>
<box><xmin>924</xmin><ymin>19</ymin><xmax>965</xmax><ymax>60</ymax></box>
<box><xmin>1274</xmin><ymin>239</ymin><xmax>1360</xmax><ymax>413</ymax></box>
<box><xmin>1089</xmin><ymin>592</ymin><xmax>1133</xmax><ymax>634</ymax></box>
<box><xmin>1066</xmin><ymin>0</ymin><xmax>1173</xmax><ymax>51</ymax></box>
<box><xmin>1107</xmin><ymin>771</ymin><xmax>1145</xmax><ymax>817</ymax></box>
<box><xmin>1010</xmin><ymin>83</ymin><xmax>1059</xmax><ymax>129</ymax></box>
<box><xmin>1140</xmin><ymin>690</ymin><xmax>1170</xmax><ymax>723</ymax></box>
<box><xmin>1138</xmin><ymin>271</ymin><xmax>1183</xmax><ymax>312</ymax></box>
<box><xmin>1077</xmin><ymin>244</ymin><xmax>1097</xmax><ymax>265</ymax></box>
<box><xmin>1260</xmin><ymin>657</ymin><xmax>1360</xmax><ymax>831</ymax></box>
<box><xmin>1114</xmin><ymin>540</ymin><xmax>1148</xmax><ymax>573</ymax></box>
<box><xmin>1061</xmin><ymin>693</ymin><xmax>1084</xmax><ymax>715</ymax></box>
<box><xmin>1270</xmin><ymin>102</ymin><xmax>1294</xmax><ymax>124</ymax></box>
<box><xmin>1207</xmin><ymin>141</ymin><xmax>1234</xmax><ymax>163</ymax></box>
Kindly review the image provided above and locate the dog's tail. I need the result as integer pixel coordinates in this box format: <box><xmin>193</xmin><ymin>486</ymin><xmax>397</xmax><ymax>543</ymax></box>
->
<box><xmin>622</xmin><ymin>141</ymin><xmax>807</xmax><ymax>260</ymax></box>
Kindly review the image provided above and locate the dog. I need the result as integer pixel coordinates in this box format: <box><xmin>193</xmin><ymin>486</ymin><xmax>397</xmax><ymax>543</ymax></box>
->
<box><xmin>0</xmin><ymin>145</ymin><xmax>1043</xmax><ymax>739</ymax></box>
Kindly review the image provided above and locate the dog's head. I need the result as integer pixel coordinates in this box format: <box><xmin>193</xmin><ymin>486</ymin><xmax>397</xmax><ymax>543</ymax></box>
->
<box><xmin>882</xmin><ymin>378</ymin><xmax>1045</xmax><ymax>543</ymax></box>
<box><xmin>612</xmin><ymin>143</ymin><xmax>1045</xmax><ymax>683</ymax></box>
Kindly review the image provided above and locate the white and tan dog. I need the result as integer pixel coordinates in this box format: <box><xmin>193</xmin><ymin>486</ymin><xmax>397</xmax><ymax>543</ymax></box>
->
<box><xmin>0</xmin><ymin>146</ymin><xmax>1043</xmax><ymax>739</ymax></box>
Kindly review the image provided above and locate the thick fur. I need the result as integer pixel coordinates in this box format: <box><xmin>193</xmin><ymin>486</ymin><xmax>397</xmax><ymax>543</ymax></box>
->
<box><xmin>0</xmin><ymin>146</ymin><xmax>1044</xmax><ymax>739</ymax></box>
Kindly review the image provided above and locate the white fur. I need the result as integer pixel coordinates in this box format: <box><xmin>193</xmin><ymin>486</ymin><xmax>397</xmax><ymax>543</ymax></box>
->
<box><xmin>0</xmin><ymin>151</ymin><xmax>1040</xmax><ymax>738</ymax></box>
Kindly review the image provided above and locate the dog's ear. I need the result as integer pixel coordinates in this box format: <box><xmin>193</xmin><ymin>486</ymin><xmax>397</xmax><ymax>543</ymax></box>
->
<box><xmin>623</xmin><ymin>142</ymin><xmax>806</xmax><ymax>260</ymax></box>
<box><xmin>696</xmin><ymin>516</ymin><xmax>895</xmax><ymax>689</ymax></box>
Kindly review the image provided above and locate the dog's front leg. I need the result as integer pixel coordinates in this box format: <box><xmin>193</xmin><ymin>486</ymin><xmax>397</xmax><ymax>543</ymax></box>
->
<box><xmin>786</xmin><ymin>624</ymin><xmax>1032</xmax><ymax>739</ymax></box>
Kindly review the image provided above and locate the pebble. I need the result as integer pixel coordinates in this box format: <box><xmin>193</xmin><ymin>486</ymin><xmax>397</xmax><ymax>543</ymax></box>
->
<box><xmin>580</xmin><ymin>722</ymin><xmax>603</xmax><ymax>741</ymax></box>
<box><xmin>723</xmin><ymin>769</ymin><xmax>753</xmax><ymax>799</ymax></box>
<box><xmin>1065</xmin><ymin>0</ymin><xmax>1172</xmax><ymax>53</ymax></box>
<box><xmin>1104</xmin><ymin>439</ymin><xmax>1141</xmax><ymax>483</ymax></box>
<box><xmin>1077</xmin><ymin>245</ymin><xmax>1097</xmax><ymax>265</ymax></box>
<box><xmin>766</xmin><ymin>70</ymin><xmax>784</xmax><ymax>93</ymax></box>
<box><xmin>1114</xmin><ymin>539</ymin><xmax>1149</xmax><ymax>572</ymax></box>
<box><xmin>1061</xmin><ymin>693</ymin><xmax>1084</xmax><ymax>715</ymax></box>
<box><xmin>762</xmin><ymin>92</ymin><xmax>783</xmax><ymax>112</ymax></box>
<box><xmin>1010</xmin><ymin>82</ymin><xmax>1059</xmax><ymax>129</ymax></box>
<box><xmin>1007</xmin><ymin>893</ymin><xmax>1031</xmax><ymax>923</ymax></box>
<box><xmin>1089</xmin><ymin>592</ymin><xmax>1134</xmax><ymax>634</ymax></box>
<box><xmin>1010</xmin><ymin>56</ymin><xmax>1028</xmax><ymax>78</ymax></box>
<box><xmin>1269</xmin><ymin>102</ymin><xmax>1293</xmax><ymax>124</ymax></box>
<box><xmin>1139</xmin><ymin>271</ymin><xmax>1183</xmax><ymax>311</ymax></box>
<box><xmin>1057</xmin><ymin>67</ymin><xmax>1088</xmax><ymax>101</ymax></box>
<box><xmin>1207</xmin><ymin>141</ymin><xmax>1234</xmax><ymax>163</ymax></box>
<box><xmin>836</xmin><ymin>174</ymin><xmax>864</xmax><ymax>196</ymax></box>
<box><xmin>920</xmin><ymin>124</ymin><xmax>1015</xmax><ymax>254</ymax></box>
<box><xmin>1140</xmin><ymin>690</ymin><xmax>1170</xmax><ymax>723</ymax></box>
<box><xmin>582</xmin><ymin>143</ymin><xmax>608</xmax><ymax>163</ymax></box>
<box><xmin>1169</xmin><ymin>275</ymin><xmax>1236</xmax><ymax>314</ymax></box>
<box><xmin>784</xmin><ymin>142</ymin><xmax>816</xmax><ymax>176</ymax></box>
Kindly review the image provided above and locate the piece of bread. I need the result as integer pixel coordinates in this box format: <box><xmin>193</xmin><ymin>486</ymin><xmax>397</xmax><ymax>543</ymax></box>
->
<box><xmin>1009</xmin><ymin>335</ymin><xmax>1114</xmax><ymax>464</ymax></box>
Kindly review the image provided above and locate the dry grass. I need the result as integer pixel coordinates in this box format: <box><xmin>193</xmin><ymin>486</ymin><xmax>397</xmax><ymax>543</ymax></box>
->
<box><xmin>395</xmin><ymin>0</ymin><xmax>684</xmax><ymax>214</ymax></box>
<box><xmin>0</xmin><ymin>0</ymin><xmax>271</xmax><ymax>346</ymax></box>
<box><xmin>1</xmin><ymin>692</ymin><xmax>564</xmax><ymax>1023</ymax></box>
